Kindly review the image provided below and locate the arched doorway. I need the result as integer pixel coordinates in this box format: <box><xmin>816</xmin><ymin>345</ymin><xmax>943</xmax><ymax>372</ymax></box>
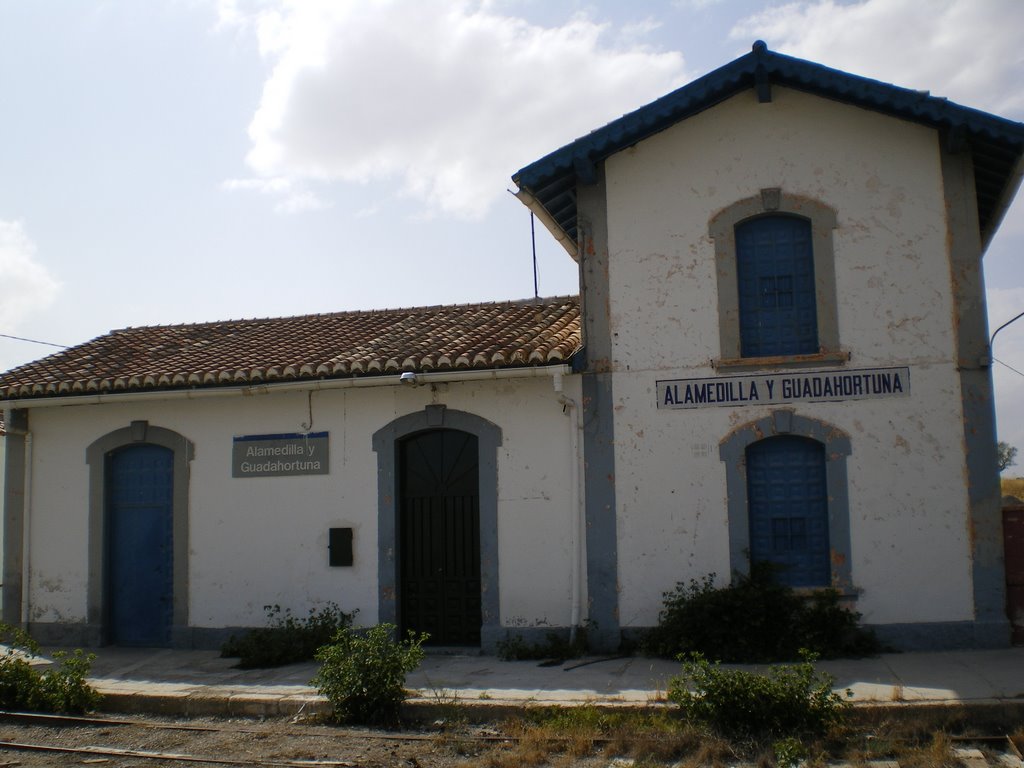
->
<box><xmin>398</xmin><ymin>429</ymin><xmax>482</xmax><ymax>646</ymax></box>
<box><xmin>104</xmin><ymin>443</ymin><xmax>174</xmax><ymax>646</ymax></box>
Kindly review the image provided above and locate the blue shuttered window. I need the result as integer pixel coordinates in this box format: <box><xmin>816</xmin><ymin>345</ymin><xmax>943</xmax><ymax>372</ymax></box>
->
<box><xmin>746</xmin><ymin>436</ymin><xmax>830</xmax><ymax>587</ymax></box>
<box><xmin>736</xmin><ymin>215</ymin><xmax>818</xmax><ymax>357</ymax></box>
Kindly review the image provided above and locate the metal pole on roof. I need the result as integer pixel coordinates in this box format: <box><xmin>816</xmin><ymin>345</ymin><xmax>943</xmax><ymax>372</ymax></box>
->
<box><xmin>985</xmin><ymin>308</ymin><xmax>1024</xmax><ymax>367</ymax></box>
<box><xmin>531</xmin><ymin>211</ymin><xmax>539</xmax><ymax>299</ymax></box>
<box><xmin>991</xmin><ymin>309</ymin><xmax>1024</xmax><ymax>350</ymax></box>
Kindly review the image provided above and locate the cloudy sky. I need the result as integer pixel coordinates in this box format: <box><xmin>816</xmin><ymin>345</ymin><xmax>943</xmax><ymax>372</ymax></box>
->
<box><xmin>1</xmin><ymin>0</ymin><xmax>1022</xmax><ymax>461</ymax></box>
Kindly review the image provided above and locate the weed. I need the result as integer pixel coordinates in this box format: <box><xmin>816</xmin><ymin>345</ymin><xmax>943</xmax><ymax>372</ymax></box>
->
<box><xmin>643</xmin><ymin>563</ymin><xmax>880</xmax><ymax>662</ymax></box>
<box><xmin>313</xmin><ymin>623</ymin><xmax>427</xmax><ymax>726</ymax></box>
<box><xmin>495</xmin><ymin>626</ymin><xmax>589</xmax><ymax>662</ymax></box>
<box><xmin>773</xmin><ymin>735</ymin><xmax>807</xmax><ymax>767</ymax></box>
<box><xmin>511</xmin><ymin>721</ymin><xmax>594</xmax><ymax>764</ymax></box>
<box><xmin>900</xmin><ymin>732</ymin><xmax>958</xmax><ymax>768</ymax></box>
<box><xmin>426</xmin><ymin>685</ymin><xmax>467</xmax><ymax>728</ymax></box>
<box><xmin>221</xmin><ymin>602</ymin><xmax>356</xmax><ymax>669</ymax></box>
<box><xmin>667</xmin><ymin>651</ymin><xmax>851</xmax><ymax>738</ymax></box>
<box><xmin>37</xmin><ymin>649</ymin><xmax>102</xmax><ymax>714</ymax></box>
<box><xmin>0</xmin><ymin>624</ymin><xmax>100</xmax><ymax>714</ymax></box>
<box><xmin>456</xmin><ymin>702</ymin><xmax>1024</xmax><ymax>768</ymax></box>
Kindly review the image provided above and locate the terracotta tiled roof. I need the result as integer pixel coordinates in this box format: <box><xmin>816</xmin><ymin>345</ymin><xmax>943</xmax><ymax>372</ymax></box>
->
<box><xmin>0</xmin><ymin>297</ymin><xmax>581</xmax><ymax>400</ymax></box>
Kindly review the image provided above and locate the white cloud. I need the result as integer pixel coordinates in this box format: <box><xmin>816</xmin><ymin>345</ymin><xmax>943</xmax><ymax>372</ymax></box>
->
<box><xmin>617</xmin><ymin>17</ymin><xmax>663</xmax><ymax>46</ymax></box>
<box><xmin>222</xmin><ymin>0</ymin><xmax>688</xmax><ymax>219</ymax></box>
<box><xmin>220</xmin><ymin>176</ymin><xmax>331</xmax><ymax>213</ymax></box>
<box><xmin>0</xmin><ymin>220</ymin><xmax>60</xmax><ymax>330</ymax></box>
<box><xmin>273</xmin><ymin>190</ymin><xmax>330</xmax><ymax>215</ymax></box>
<box><xmin>731</xmin><ymin>0</ymin><xmax>1024</xmax><ymax>117</ymax></box>
<box><xmin>673</xmin><ymin>0</ymin><xmax>725</xmax><ymax>9</ymax></box>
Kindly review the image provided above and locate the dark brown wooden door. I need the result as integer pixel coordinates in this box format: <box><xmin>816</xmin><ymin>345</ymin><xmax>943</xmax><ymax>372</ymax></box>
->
<box><xmin>1005</xmin><ymin>505</ymin><xmax>1024</xmax><ymax>645</ymax></box>
<box><xmin>399</xmin><ymin>430</ymin><xmax>481</xmax><ymax>646</ymax></box>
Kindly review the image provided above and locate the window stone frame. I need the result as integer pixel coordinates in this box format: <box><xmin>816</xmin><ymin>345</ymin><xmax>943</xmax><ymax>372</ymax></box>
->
<box><xmin>710</xmin><ymin>190</ymin><xmax>842</xmax><ymax>369</ymax></box>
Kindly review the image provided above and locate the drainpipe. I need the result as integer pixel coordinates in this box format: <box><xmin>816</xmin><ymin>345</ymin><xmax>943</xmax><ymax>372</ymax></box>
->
<box><xmin>553</xmin><ymin>372</ymin><xmax>584</xmax><ymax>644</ymax></box>
<box><xmin>20</xmin><ymin>431</ymin><xmax>32</xmax><ymax>628</ymax></box>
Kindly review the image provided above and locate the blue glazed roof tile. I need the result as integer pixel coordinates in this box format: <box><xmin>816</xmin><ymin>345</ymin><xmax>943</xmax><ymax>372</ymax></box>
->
<box><xmin>514</xmin><ymin>41</ymin><xmax>1024</xmax><ymax>249</ymax></box>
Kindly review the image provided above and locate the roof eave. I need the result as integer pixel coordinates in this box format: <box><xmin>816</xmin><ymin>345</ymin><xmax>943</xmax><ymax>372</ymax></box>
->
<box><xmin>514</xmin><ymin>188</ymin><xmax>579</xmax><ymax>261</ymax></box>
<box><xmin>0</xmin><ymin>361</ymin><xmax>579</xmax><ymax>408</ymax></box>
<box><xmin>981</xmin><ymin>150</ymin><xmax>1024</xmax><ymax>252</ymax></box>
<box><xmin>513</xmin><ymin>41</ymin><xmax>1024</xmax><ymax>252</ymax></box>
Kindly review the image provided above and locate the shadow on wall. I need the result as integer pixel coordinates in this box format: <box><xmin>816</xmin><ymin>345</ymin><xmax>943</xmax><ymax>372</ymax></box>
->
<box><xmin>1003</xmin><ymin>497</ymin><xmax>1024</xmax><ymax>645</ymax></box>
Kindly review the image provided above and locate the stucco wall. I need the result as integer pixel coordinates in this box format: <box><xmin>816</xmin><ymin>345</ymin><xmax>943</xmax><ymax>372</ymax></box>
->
<box><xmin>17</xmin><ymin>373</ymin><xmax>582</xmax><ymax>637</ymax></box>
<box><xmin>598</xmin><ymin>87</ymin><xmax>973</xmax><ymax>628</ymax></box>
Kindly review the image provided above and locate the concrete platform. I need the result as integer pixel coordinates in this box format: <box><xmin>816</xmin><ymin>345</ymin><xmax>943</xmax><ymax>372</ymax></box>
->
<box><xmin>17</xmin><ymin>645</ymin><xmax>1017</xmax><ymax>720</ymax></box>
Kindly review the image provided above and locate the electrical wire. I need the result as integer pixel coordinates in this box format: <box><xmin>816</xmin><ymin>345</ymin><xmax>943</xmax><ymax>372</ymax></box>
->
<box><xmin>0</xmin><ymin>332</ymin><xmax>69</xmax><ymax>349</ymax></box>
<box><xmin>994</xmin><ymin>356</ymin><xmax>1024</xmax><ymax>378</ymax></box>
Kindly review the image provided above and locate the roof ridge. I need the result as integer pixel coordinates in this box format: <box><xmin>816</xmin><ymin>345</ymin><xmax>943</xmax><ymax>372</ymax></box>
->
<box><xmin>107</xmin><ymin>294</ymin><xmax>581</xmax><ymax>334</ymax></box>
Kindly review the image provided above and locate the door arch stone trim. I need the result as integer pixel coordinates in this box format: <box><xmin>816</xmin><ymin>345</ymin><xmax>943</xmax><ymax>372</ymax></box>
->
<box><xmin>719</xmin><ymin>411</ymin><xmax>853</xmax><ymax>591</ymax></box>
<box><xmin>373</xmin><ymin>408</ymin><xmax>502</xmax><ymax>650</ymax></box>
<box><xmin>86</xmin><ymin>422</ymin><xmax>193</xmax><ymax>646</ymax></box>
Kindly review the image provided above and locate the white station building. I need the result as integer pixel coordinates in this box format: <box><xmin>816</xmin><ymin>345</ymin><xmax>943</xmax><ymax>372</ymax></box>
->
<box><xmin>3</xmin><ymin>43</ymin><xmax>1023</xmax><ymax>652</ymax></box>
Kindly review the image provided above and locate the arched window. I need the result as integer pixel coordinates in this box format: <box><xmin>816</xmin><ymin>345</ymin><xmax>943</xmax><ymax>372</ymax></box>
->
<box><xmin>736</xmin><ymin>215</ymin><xmax>818</xmax><ymax>357</ymax></box>
<box><xmin>709</xmin><ymin>190</ymin><xmax>841</xmax><ymax>366</ymax></box>
<box><xmin>746</xmin><ymin>436</ymin><xmax>829</xmax><ymax>587</ymax></box>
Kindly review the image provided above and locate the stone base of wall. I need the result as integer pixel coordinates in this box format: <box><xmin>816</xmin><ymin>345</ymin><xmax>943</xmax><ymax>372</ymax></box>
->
<box><xmin>868</xmin><ymin>619</ymin><xmax>1010</xmax><ymax>651</ymax></box>
<box><xmin>620</xmin><ymin>619</ymin><xmax>1011</xmax><ymax>655</ymax></box>
<box><xmin>24</xmin><ymin>618</ymin><xmax>1012</xmax><ymax>654</ymax></box>
<box><xmin>27</xmin><ymin>621</ymin><xmax>103</xmax><ymax>648</ymax></box>
<box><xmin>26</xmin><ymin>622</ymin><xmax>250</xmax><ymax>651</ymax></box>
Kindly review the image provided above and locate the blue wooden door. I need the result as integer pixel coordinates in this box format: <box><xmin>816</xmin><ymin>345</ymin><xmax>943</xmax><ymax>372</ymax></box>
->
<box><xmin>106</xmin><ymin>444</ymin><xmax>174</xmax><ymax>646</ymax></box>
<box><xmin>736</xmin><ymin>215</ymin><xmax>818</xmax><ymax>357</ymax></box>
<box><xmin>746</xmin><ymin>437</ymin><xmax>829</xmax><ymax>587</ymax></box>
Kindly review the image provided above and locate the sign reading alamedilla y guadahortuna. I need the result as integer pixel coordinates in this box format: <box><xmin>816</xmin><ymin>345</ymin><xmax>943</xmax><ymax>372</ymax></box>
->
<box><xmin>656</xmin><ymin>366</ymin><xmax>910</xmax><ymax>410</ymax></box>
<box><xmin>232</xmin><ymin>432</ymin><xmax>329</xmax><ymax>477</ymax></box>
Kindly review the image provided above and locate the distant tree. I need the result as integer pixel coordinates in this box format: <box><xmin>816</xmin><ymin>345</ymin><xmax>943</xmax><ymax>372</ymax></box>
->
<box><xmin>998</xmin><ymin>441</ymin><xmax>1018</xmax><ymax>473</ymax></box>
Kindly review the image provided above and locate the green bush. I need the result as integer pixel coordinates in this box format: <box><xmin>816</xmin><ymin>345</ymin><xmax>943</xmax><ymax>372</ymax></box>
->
<box><xmin>0</xmin><ymin>624</ymin><xmax>100</xmax><ymax>714</ymax></box>
<box><xmin>221</xmin><ymin>602</ymin><xmax>356</xmax><ymax>669</ymax></box>
<box><xmin>668</xmin><ymin>651</ymin><xmax>850</xmax><ymax>738</ymax></box>
<box><xmin>642</xmin><ymin>564</ymin><xmax>880</xmax><ymax>662</ymax></box>
<box><xmin>313</xmin><ymin>623</ymin><xmax>427</xmax><ymax>726</ymax></box>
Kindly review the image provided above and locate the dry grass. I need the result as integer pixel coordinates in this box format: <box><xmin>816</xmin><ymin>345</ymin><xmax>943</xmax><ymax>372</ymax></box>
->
<box><xmin>896</xmin><ymin>732</ymin><xmax>959</xmax><ymax>768</ymax></box>
<box><xmin>604</xmin><ymin>720</ymin><xmax>722</xmax><ymax>764</ymax></box>
<box><xmin>470</xmin><ymin>718</ymin><xmax>598</xmax><ymax>767</ymax></box>
<box><xmin>452</xmin><ymin>703</ymin><xmax>1024</xmax><ymax>768</ymax></box>
<box><xmin>1002</xmin><ymin>476</ymin><xmax>1024</xmax><ymax>499</ymax></box>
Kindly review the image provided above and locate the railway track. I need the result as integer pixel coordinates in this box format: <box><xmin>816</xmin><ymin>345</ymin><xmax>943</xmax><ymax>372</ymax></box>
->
<box><xmin>0</xmin><ymin>711</ymin><xmax>1021</xmax><ymax>767</ymax></box>
<box><xmin>0</xmin><ymin>710</ymin><xmax>487</xmax><ymax>767</ymax></box>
